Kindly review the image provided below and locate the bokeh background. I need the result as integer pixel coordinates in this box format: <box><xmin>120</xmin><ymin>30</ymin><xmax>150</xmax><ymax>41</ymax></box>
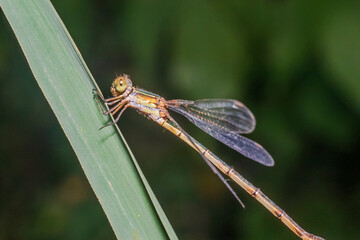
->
<box><xmin>1</xmin><ymin>1</ymin><xmax>359</xmax><ymax>239</ymax></box>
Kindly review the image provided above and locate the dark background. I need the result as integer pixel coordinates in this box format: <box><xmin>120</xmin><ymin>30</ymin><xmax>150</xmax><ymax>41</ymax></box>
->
<box><xmin>1</xmin><ymin>1</ymin><xmax>359</xmax><ymax>239</ymax></box>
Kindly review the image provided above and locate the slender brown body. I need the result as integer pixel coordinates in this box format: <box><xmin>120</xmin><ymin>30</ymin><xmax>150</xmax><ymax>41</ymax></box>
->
<box><xmin>95</xmin><ymin>74</ymin><xmax>325</xmax><ymax>240</ymax></box>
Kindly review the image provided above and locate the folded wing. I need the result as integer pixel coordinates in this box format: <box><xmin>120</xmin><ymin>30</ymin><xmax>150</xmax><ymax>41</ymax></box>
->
<box><xmin>167</xmin><ymin>99</ymin><xmax>274</xmax><ymax>166</ymax></box>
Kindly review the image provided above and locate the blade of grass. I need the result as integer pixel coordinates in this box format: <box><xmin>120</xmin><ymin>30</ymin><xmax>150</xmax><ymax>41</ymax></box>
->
<box><xmin>0</xmin><ymin>0</ymin><xmax>177</xmax><ymax>239</ymax></box>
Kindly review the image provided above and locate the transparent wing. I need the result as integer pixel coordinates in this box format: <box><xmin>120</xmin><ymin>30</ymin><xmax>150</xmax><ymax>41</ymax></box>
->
<box><xmin>167</xmin><ymin>99</ymin><xmax>256</xmax><ymax>134</ymax></box>
<box><xmin>167</xmin><ymin>99</ymin><xmax>274</xmax><ymax>166</ymax></box>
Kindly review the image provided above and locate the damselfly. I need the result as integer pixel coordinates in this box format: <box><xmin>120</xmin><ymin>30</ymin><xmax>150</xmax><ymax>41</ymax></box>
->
<box><xmin>95</xmin><ymin>74</ymin><xmax>324</xmax><ymax>240</ymax></box>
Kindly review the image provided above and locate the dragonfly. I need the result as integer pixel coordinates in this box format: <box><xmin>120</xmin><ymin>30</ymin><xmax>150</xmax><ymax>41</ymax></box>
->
<box><xmin>94</xmin><ymin>74</ymin><xmax>324</xmax><ymax>240</ymax></box>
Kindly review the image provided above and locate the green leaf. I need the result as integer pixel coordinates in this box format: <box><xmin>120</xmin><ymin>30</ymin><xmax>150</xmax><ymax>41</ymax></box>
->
<box><xmin>0</xmin><ymin>0</ymin><xmax>177</xmax><ymax>239</ymax></box>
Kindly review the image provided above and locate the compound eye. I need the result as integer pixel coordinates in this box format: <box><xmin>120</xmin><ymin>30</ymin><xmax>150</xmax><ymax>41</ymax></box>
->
<box><xmin>114</xmin><ymin>76</ymin><xmax>128</xmax><ymax>93</ymax></box>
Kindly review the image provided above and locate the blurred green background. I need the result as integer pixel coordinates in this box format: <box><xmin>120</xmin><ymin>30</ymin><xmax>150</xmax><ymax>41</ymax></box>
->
<box><xmin>1</xmin><ymin>0</ymin><xmax>359</xmax><ymax>239</ymax></box>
